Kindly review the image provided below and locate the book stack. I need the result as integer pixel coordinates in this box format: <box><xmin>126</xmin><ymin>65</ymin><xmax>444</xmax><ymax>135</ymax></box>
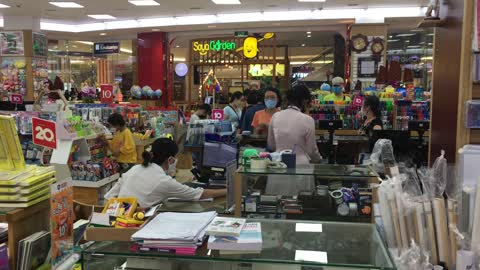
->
<box><xmin>0</xmin><ymin>165</ymin><xmax>55</xmax><ymax>208</ymax></box>
<box><xmin>0</xmin><ymin>224</ymin><xmax>7</xmax><ymax>244</ymax></box>
<box><xmin>131</xmin><ymin>211</ymin><xmax>217</xmax><ymax>255</ymax></box>
<box><xmin>206</xmin><ymin>217</ymin><xmax>262</xmax><ymax>255</ymax></box>
<box><xmin>17</xmin><ymin>231</ymin><xmax>50</xmax><ymax>270</ymax></box>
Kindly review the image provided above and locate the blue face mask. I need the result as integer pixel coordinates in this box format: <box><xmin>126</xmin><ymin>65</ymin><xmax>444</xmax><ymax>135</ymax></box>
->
<box><xmin>332</xmin><ymin>86</ymin><xmax>343</xmax><ymax>95</ymax></box>
<box><xmin>265</xmin><ymin>99</ymin><xmax>277</xmax><ymax>109</ymax></box>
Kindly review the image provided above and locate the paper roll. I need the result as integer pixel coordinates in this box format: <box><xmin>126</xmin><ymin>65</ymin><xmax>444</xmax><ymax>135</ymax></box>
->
<box><xmin>378</xmin><ymin>187</ymin><xmax>397</xmax><ymax>250</ymax></box>
<box><xmin>447</xmin><ymin>199</ymin><xmax>457</xmax><ymax>268</ymax></box>
<box><xmin>390</xmin><ymin>198</ymin><xmax>404</xmax><ymax>250</ymax></box>
<box><xmin>424</xmin><ymin>201</ymin><xmax>439</xmax><ymax>264</ymax></box>
<box><xmin>471</xmin><ymin>178</ymin><xmax>480</xmax><ymax>258</ymax></box>
<box><xmin>456</xmin><ymin>250</ymin><xmax>474</xmax><ymax>270</ymax></box>
<box><xmin>432</xmin><ymin>198</ymin><xmax>450</xmax><ymax>267</ymax></box>
<box><xmin>414</xmin><ymin>202</ymin><xmax>426</xmax><ymax>251</ymax></box>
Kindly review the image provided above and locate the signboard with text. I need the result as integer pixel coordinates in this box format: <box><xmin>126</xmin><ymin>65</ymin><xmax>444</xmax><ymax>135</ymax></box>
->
<box><xmin>94</xmin><ymin>42</ymin><xmax>120</xmax><ymax>55</ymax></box>
<box><xmin>100</xmin><ymin>84</ymin><xmax>114</xmax><ymax>104</ymax></box>
<box><xmin>352</xmin><ymin>96</ymin><xmax>365</xmax><ymax>107</ymax></box>
<box><xmin>32</xmin><ymin>117</ymin><xmax>57</xmax><ymax>149</ymax></box>
<box><xmin>10</xmin><ymin>93</ymin><xmax>23</xmax><ymax>104</ymax></box>
<box><xmin>212</xmin><ymin>109</ymin><xmax>224</xmax><ymax>121</ymax></box>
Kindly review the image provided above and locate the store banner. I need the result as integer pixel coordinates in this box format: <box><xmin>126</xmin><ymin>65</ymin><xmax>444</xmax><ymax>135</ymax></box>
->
<box><xmin>100</xmin><ymin>84</ymin><xmax>114</xmax><ymax>104</ymax></box>
<box><xmin>32</xmin><ymin>117</ymin><xmax>57</xmax><ymax>149</ymax></box>
<box><xmin>10</xmin><ymin>93</ymin><xmax>23</xmax><ymax>104</ymax></box>
<box><xmin>212</xmin><ymin>109</ymin><xmax>224</xmax><ymax>121</ymax></box>
<box><xmin>50</xmin><ymin>180</ymin><xmax>74</xmax><ymax>270</ymax></box>
<box><xmin>94</xmin><ymin>42</ymin><xmax>120</xmax><ymax>55</ymax></box>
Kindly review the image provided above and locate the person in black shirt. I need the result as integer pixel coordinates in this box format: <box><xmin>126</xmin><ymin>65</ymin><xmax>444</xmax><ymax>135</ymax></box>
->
<box><xmin>359</xmin><ymin>95</ymin><xmax>383</xmax><ymax>151</ymax></box>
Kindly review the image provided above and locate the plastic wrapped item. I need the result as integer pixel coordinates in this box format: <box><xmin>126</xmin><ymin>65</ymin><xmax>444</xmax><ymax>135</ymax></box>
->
<box><xmin>393</xmin><ymin>240</ymin><xmax>433</xmax><ymax>270</ymax></box>
<box><xmin>368</xmin><ymin>139</ymin><xmax>396</xmax><ymax>174</ymax></box>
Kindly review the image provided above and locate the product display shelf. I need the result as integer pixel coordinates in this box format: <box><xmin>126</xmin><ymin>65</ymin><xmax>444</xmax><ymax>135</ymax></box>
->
<box><xmin>234</xmin><ymin>164</ymin><xmax>380</xmax><ymax>223</ymax></box>
<box><xmin>81</xmin><ymin>219</ymin><xmax>394</xmax><ymax>270</ymax></box>
<box><xmin>71</xmin><ymin>173</ymin><xmax>119</xmax><ymax>188</ymax></box>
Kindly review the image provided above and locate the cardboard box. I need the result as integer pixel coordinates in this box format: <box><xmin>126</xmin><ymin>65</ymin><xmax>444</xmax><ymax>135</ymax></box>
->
<box><xmin>84</xmin><ymin>226</ymin><xmax>139</xmax><ymax>242</ymax></box>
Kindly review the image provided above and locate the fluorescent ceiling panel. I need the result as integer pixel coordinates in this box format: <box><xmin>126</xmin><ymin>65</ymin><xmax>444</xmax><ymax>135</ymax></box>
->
<box><xmin>49</xmin><ymin>2</ymin><xmax>84</xmax><ymax>8</ymax></box>
<box><xmin>0</xmin><ymin>3</ymin><xmax>9</xmax><ymax>8</ymax></box>
<box><xmin>211</xmin><ymin>0</ymin><xmax>241</xmax><ymax>4</ymax></box>
<box><xmin>216</xmin><ymin>12</ymin><xmax>262</xmax><ymax>23</ymax></box>
<box><xmin>298</xmin><ymin>0</ymin><xmax>326</xmax><ymax>2</ymax></box>
<box><xmin>88</xmin><ymin>14</ymin><xmax>116</xmax><ymax>20</ymax></box>
<box><xmin>128</xmin><ymin>0</ymin><xmax>160</xmax><ymax>6</ymax></box>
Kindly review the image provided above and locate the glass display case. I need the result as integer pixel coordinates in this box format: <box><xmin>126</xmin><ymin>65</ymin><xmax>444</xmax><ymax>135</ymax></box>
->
<box><xmin>233</xmin><ymin>164</ymin><xmax>380</xmax><ymax>222</ymax></box>
<box><xmin>82</xmin><ymin>219</ymin><xmax>395</xmax><ymax>270</ymax></box>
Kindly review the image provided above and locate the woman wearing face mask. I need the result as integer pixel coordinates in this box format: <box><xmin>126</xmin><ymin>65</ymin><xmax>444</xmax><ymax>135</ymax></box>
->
<box><xmin>324</xmin><ymin>77</ymin><xmax>351</xmax><ymax>103</ymax></box>
<box><xmin>358</xmin><ymin>95</ymin><xmax>383</xmax><ymax>150</ymax></box>
<box><xmin>266</xmin><ymin>85</ymin><xmax>322</xmax><ymax>195</ymax></box>
<box><xmin>252</xmin><ymin>87</ymin><xmax>281</xmax><ymax>136</ymax></box>
<box><xmin>224</xmin><ymin>91</ymin><xmax>245</xmax><ymax>130</ymax></box>
<box><xmin>104</xmin><ymin>138</ymin><xmax>226</xmax><ymax>207</ymax></box>
<box><xmin>102</xmin><ymin>113</ymin><xmax>137</xmax><ymax>173</ymax></box>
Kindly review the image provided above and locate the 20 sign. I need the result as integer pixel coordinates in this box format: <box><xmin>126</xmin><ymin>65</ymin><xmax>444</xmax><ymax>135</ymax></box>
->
<box><xmin>32</xmin><ymin>117</ymin><xmax>57</xmax><ymax>149</ymax></box>
<box><xmin>212</xmin><ymin>109</ymin><xmax>224</xmax><ymax>121</ymax></box>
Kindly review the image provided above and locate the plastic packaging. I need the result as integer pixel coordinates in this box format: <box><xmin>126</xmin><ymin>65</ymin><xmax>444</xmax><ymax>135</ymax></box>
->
<box><xmin>368</xmin><ymin>139</ymin><xmax>396</xmax><ymax>174</ymax></box>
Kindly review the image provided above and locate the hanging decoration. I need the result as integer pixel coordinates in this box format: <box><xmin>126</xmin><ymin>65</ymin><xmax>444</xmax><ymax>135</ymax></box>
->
<box><xmin>199</xmin><ymin>69</ymin><xmax>221</xmax><ymax>97</ymax></box>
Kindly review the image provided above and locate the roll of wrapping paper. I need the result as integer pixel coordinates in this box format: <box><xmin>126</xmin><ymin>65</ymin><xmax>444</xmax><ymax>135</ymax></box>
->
<box><xmin>389</xmin><ymin>198</ymin><xmax>404</xmax><ymax>250</ymax></box>
<box><xmin>405</xmin><ymin>209</ymin><xmax>417</xmax><ymax>245</ymax></box>
<box><xmin>414</xmin><ymin>202</ymin><xmax>427</xmax><ymax>252</ymax></box>
<box><xmin>471</xmin><ymin>179</ymin><xmax>480</xmax><ymax>259</ymax></box>
<box><xmin>424</xmin><ymin>201</ymin><xmax>439</xmax><ymax>264</ymax></box>
<box><xmin>378</xmin><ymin>187</ymin><xmax>397</xmax><ymax>250</ymax></box>
<box><xmin>447</xmin><ymin>199</ymin><xmax>458</xmax><ymax>268</ymax></box>
<box><xmin>433</xmin><ymin>198</ymin><xmax>450</xmax><ymax>267</ymax></box>
<box><xmin>394</xmin><ymin>184</ymin><xmax>409</xmax><ymax>250</ymax></box>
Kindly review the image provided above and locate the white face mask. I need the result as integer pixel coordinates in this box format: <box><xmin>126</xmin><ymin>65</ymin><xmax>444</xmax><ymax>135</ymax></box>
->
<box><xmin>166</xmin><ymin>157</ymin><xmax>178</xmax><ymax>175</ymax></box>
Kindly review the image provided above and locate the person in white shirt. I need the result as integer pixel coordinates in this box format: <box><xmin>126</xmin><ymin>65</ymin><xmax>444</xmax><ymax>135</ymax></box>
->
<box><xmin>105</xmin><ymin>138</ymin><xmax>226</xmax><ymax>207</ymax></box>
<box><xmin>189</xmin><ymin>104</ymin><xmax>211</xmax><ymax>123</ymax></box>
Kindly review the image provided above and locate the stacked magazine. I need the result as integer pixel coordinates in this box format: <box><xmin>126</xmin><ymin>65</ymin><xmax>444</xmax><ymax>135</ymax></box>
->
<box><xmin>206</xmin><ymin>218</ymin><xmax>262</xmax><ymax>254</ymax></box>
<box><xmin>17</xmin><ymin>231</ymin><xmax>50</xmax><ymax>270</ymax></box>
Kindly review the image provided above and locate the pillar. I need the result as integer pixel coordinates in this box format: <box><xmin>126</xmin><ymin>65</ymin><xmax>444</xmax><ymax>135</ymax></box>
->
<box><xmin>137</xmin><ymin>32</ymin><xmax>168</xmax><ymax>106</ymax></box>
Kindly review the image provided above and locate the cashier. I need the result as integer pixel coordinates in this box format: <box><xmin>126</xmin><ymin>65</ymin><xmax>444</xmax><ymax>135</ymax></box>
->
<box><xmin>102</xmin><ymin>113</ymin><xmax>137</xmax><ymax>173</ymax></box>
<box><xmin>224</xmin><ymin>91</ymin><xmax>245</xmax><ymax>130</ymax></box>
<box><xmin>323</xmin><ymin>77</ymin><xmax>351</xmax><ymax>103</ymax></box>
<box><xmin>104</xmin><ymin>138</ymin><xmax>226</xmax><ymax>207</ymax></box>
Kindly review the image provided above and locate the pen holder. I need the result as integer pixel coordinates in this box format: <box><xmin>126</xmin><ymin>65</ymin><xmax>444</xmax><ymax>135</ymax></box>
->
<box><xmin>281</xmin><ymin>151</ymin><xmax>296</xmax><ymax>168</ymax></box>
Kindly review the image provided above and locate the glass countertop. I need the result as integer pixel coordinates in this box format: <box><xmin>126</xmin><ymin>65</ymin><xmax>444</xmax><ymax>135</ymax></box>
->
<box><xmin>238</xmin><ymin>164</ymin><xmax>378</xmax><ymax>177</ymax></box>
<box><xmin>83</xmin><ymin>219</ymin><xmax>394</xmax><ymax>269</ymax></box>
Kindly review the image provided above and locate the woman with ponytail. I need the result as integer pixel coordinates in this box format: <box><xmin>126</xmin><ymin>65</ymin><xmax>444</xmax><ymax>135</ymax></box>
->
<box><xmin>105</xmin><ymin>138</ymin><xmax>226</xmax><ymax>207</ymax></box>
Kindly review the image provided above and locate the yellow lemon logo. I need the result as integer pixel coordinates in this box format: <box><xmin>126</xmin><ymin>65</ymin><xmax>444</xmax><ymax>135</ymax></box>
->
<box><xmin>243</xmin><ymin>37</ymin><xmax>259</xmax><ymax>59</ymax></box>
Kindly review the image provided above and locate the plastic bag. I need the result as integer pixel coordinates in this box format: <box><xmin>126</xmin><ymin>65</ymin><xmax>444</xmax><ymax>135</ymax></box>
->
<box><xmin>368</xmin><ymin>139</ymin><xmax>396</xmax><ymax>174</ymax></box>
<box><xmin>394</xmin><ymin>240</ymin><xmax>434</xmax><ymax>270</ymax></box>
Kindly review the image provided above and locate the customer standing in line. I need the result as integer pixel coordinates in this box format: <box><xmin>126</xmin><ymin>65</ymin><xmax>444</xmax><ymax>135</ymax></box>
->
<box><xmin>358</xmin><ymin>95</ymin><xmax>383</xmax><ymax>151</ymax></box>
<box><xmin>267</xmin><ymin>85</ymin><xmax>322</xmax><ymax>195</ymax></box>
<box><xmin>223</xmin><ymin>91</ymin><xmax>245</xmax><ymax>130</ymax></box>
<box><xmin>102</xmin><ymin>113</ymin><xmax>137</xmax><ymax>174</ymax></box>
<box><xmin>252</xmin><ymin>87</ymin><xmax>281</xmax><ymax>136</ymax></box>
<box><xmin>241</xmin><ymin>90</ymin><xmax>265</xmax><ymax>133</ymax></box>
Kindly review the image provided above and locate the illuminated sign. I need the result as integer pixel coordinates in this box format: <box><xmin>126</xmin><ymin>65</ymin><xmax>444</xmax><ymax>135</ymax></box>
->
<box><xmin>193</xmin><ymin>40</ymin><xmax>236</xmax><ymax>56</ymax></box>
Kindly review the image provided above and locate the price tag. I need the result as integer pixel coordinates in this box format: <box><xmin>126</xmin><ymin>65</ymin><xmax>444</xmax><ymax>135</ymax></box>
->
<box><xmin>212</xmin><ymin>109</ymin><xmax>224</xmax><ymax>120</ymax></box>
<box><xmin>32</xmin><ymin>117</ymin><xmax>57</xmax><ymax>149</ymax></box>
<box><xmin>353</xmin><ymin>96</ymin><xmax>365</xmax><ymax>107</ymax></box>
<box><xmin>10</xmin><ymin>94</ymin><xmax>23</xmax><ymax>104</ymax></box>
<box><xmin>100</xmin><ymin>84</ymin><xmax>114</xmax><ymax>104</ymax></box>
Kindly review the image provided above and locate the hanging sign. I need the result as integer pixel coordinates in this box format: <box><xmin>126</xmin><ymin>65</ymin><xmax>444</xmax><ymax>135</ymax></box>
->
<box><xmin>235</xmin><ymin>31</ymin><xmax>249</xmax><ymax>37</ymax></box>
<box><xmin>100</xmin><ymin>84</ymin><xmax>114</xmax><ymax>104</ymax></box>
<box><xmin>193</xmin><ymin>40</ymin><xmax>237</xmax><ymax>56</ymax></box>
<box><xmin>352</xmin><ymin>95</ymin><xmax>365</xmax><ymax>107</ymax></box>
<box><xmin>50</xmin><ymin>180</ymin><xmax>74</xmax><ymax>269</ymax></box>
<box><xmin>212</xmin><ymin>109</ymin><xmax>224</xmax><ymax>121</ymax></box>
<box><xmin>32</xmin><ymin>117</ymin><xmax>57</xmax><ymax>149</ymax></box>
<box><xmin>94</xmin><ymin>42</ymin><xmax>120</xmax><ymax>55</ymax></box>
<box><xmin>10</xmin><ymin>93</ymin><xmax>23</xmax><ymax>104</ymax></box>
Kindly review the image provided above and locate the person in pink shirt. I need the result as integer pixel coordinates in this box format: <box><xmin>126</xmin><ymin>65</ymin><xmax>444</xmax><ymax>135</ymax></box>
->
<box><xmin>266</xmin><ymin>85</ymin><xmax>322</xmax><ymax>195</ymax></box>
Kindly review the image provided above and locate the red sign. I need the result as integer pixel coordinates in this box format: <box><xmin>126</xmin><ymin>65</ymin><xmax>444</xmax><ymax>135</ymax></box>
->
<box><xmin>10</xmin><ymin>94</ymin><xmax>23</xmax><ymax>104</ymax></box>
<box><xmin>100</xmin><ymin>84</ymin><xmax>114</xmax><ymax>104</ymax></box>
<box><xmin>212</xmin><ymin>109</ymin><xmax>224</xmax><ymax>120</ymax></box>
<box><xmin>32</xmin><ymin>117</ymin><xmax>57</xmax><ymax>149</ymax></box>
<box><xmin>353</xmin><ymin>96</ymin><xmax>365</xmax><ymax>107</ymax></box>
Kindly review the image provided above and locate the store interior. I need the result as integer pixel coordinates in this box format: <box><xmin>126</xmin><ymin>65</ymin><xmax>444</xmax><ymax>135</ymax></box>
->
<box><xmin>0</xmin><ymin>0</ymin><xmax>479</xmax><ymax>269</ymax></box>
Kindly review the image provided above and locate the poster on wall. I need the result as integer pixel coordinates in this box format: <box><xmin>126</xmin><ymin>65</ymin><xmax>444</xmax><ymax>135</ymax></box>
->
<box><xmin>50</xmin><ymin>180</ymin><xmax>74</xmax><ymax>269</ymax></box>
<box><xmin>33</xmin><ymin>32</ymin><xmax>48</xmax><ymax>57</ymax></box>
<box><xmin>173</xmin><ymin>81</ymin><xmax>186</xmax><ymax>101</ymax></box>
<box><xmin>0</xmin><ymin>31</ymin><xmax>24</xmax><ymax>56</ymax></box>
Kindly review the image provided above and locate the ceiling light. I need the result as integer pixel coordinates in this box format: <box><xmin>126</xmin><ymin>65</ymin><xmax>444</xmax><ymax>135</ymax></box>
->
<box><xmin>211</xmin><ymin>0</ymin><xmax>241</xmax><ymax>4</ymax></box>
<box><xmin>128</xmin><ymin>0</ymin><xmax>160</xmax><ymax>6</ymax></box>
<box><xmin>405</xmin><ymin>40</ymin><xmax>410</xmax><ymax>43</ymax></box>
<box><xmin>152</xmin><ymin>28</ymin><xmax>160</xmax><ymax>31</ymax></box>
<box><xmin>407</xmin><ymin>45</ymin><xmax>420</xmax><ymax>48</ymax></box>
<box><xmin>88</xmin><ymin>14</ymin><xmax>116</xmax><ymax>20</ymax></box>
<box><xmin>175</xmin><ymin>15</ymin><xmax>216</xmax><ymax>25</ymax></box>
<box><xmin>217</xmin><ymin>12</ymin><xmax>262</xmax><ymax>23</ymax></box>
<box><xmin>396</xmin><ymin>33</ymin><xmax>416</xmax><ymax>37</ymax></box>
<box><xmin>0</xmin><ymin>3</ymin><xmax>8</xmax><ymax>8</ymax></box>
<box><xmin>100</xmin><ymin>32</ymin><xmax>107</xmax><ymax>36</ymax></box>
<box><xmin>387</xmin><ymin>39</ymin><xmax>400</xmax><ymax>42</ymax></box>
<box><xmin>307</xmin><ymin>35</ymin><xmax>311</xmax><ymax>38</ymax></box>
<box><xmin>175</xmin><ymin>45</ymin><xmax>180</xmax><ymax>48</ymax></box>
<box><xmin>427</xmin><ymin>33</ymin><xmax>434</xmax><ymax>36</ymax></box>
<box><xmin>120</xmin><ymin>48</ymin><xmax>133</xmax><ymax>54</ymax></box>
<box><xmin>301</xmin><ymin>44</ymin><xmax>306</xmax><ymax>47</ymax></box>
<box><xmin>49</xmin><ymin>1</ymin><xmax>83</xmax><ymax>8</ymax></box>
<box><xmin>264</xmin><ymin>10</ymin><xmax>313</xmax><ymax>21</ymax></box>
<box><xmin>298</xmin><ymin>0</ymin><xmax>326</xmax><ymax>2</ymax></box>
<box><xmin>76</xmin><ymin>41</ymin><xmax>94</xmax><ymax>45</ymax></box>
<box><xmin>306</xmin><ymin>31</ymin><xmax>311</xmax><ymax>34</ymax></box>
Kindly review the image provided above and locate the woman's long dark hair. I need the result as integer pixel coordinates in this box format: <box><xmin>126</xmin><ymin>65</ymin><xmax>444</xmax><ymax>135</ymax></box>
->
<box><xmin>286</xmin><ymin>85</ymin><xmax>311</xmax><ymax>112</ymax></box>
<box><xmin>364</xmin><ymin>95</ymin><xmax>381</xmax><ymax>118</ymax></box>
<box><xmin>142</xmin><ymin>138</ymin><xmax>178</xmax><ymax>167</ymax></box>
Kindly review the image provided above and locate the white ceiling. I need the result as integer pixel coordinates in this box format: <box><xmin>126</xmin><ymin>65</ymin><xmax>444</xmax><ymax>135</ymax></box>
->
<box><xmin>1</xmin><ymin>0</ymin><xmax>428</xmax><ymax>24</ymax></box>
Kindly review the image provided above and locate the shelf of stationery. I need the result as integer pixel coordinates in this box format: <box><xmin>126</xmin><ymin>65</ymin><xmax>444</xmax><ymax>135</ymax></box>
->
<box><xmin>72</xmin><ymin>173</ymin><xmax>119</xmax><ymax>188</ymax></box>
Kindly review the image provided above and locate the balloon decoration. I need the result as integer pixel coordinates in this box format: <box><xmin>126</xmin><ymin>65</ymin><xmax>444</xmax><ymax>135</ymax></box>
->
<box><xmin>175</xmin><ymin>63</ymin><xmax>188</xmax><ymax>77</ymax></box>
<box><xmin>155</xmin><ymin>89</ymin><xmax>162</xmax><ymax>98</ymax></box>
<box><xmin>130</xmin><ymin>85</ymin><xmax>162</xmax><ymax>100</ymax></box>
